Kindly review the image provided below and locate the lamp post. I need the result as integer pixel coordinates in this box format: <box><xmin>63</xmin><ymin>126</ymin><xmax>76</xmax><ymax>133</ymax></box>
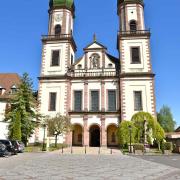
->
<box><xmin>42</xmin><ymin>123</ymin><xmax>47</xmax><ymax>151</ymax></box>
<box><xmin>128</xmin><ymin>125</ymin><xmax>132</xmax><ymax>153</ymax></box>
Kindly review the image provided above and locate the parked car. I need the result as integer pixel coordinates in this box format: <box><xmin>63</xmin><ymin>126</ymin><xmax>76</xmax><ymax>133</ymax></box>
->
<box><xmin>0</xmin><ymin>140</ymin><xmax>18</xmax><ymax>155</ymax></box>
<box><xmin>11</xmin><ymin>140</ymin><xmax>25</xmax><ymax>153</ymax></box>
<box><xmin>18</xmin><ymin>141</ymin><xmax>25</xmax><ymax>153</ymax></box>
<box><xmin>0</xmin><ymin>142</ymin><xmax>10</xmax><ymax>157</ymax></box>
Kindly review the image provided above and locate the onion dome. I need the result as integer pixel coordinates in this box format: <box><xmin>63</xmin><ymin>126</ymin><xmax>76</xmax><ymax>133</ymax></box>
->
<box><xmin>49</xmin><ymin>0</ymin><xmax>74</xmax><ymax>9</ymax></box>
<box><xmin>118</xmin><ymin>0</ymin><xmax>144</xmax><ymax>6</ymax></box>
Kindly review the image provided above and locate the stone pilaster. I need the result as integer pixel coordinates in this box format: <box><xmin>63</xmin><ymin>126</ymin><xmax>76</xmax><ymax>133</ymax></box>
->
<box><xmin>84</xmin><ymin>81</ymin><xmax>88</xmax><ymax>111</ymax></box>
<box><xmin>83</xmin><ymin>115</ymin><xmax>89</xmax><ymax>146</ymax></box>
<box><xmin>101</xmin><ymin>81</ymin><xmax>105</xmax><ymax>112</ymax></box>
<box><xmin>101</xmin><ymin>115</ymin><xmax>107</xmax><ymax>147</ymax></box>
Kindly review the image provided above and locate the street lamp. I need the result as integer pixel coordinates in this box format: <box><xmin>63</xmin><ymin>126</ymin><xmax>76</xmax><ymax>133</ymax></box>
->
<box><xmin>128</xmin><ymin>125</ymin><xmax>132</xmax><ymax>153</ymax></box>
<box><xmin>42</xmin><ymin>123</ymin><xmax>47</xmax><ymax>151</ymax></box>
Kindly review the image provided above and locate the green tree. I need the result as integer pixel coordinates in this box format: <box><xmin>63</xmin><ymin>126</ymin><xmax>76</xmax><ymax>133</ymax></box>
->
<box><xmin>157</xmin><ymin>105</ymin><xmax>176</xmax><ymax>132</ymax></box>
<box><xmin>5</xmin><ymin>73</ymin><xmax>38</xmax><ymax>146</ymax></box>
<box><xmin>131</xmin><ymin>112</ymin><xmax>156</xmax><ymax>144</ymax></box>
<box><xmin>12</xmin><ymin>111</ymin><xmax>22</xmax><ymax>141</ymax></box>
<box><xmin>46</xmin><ymin>114</ymin><xmax>72</xmax><ymax>148</ymax></box>
<box><xmin>154</xmin><ymin>122</ymin><xmax>165</xmax><ymax>150</ymax></box>
<box><xmin>117</xmin><ymin>121</ymin><xmax>136</xmax><ymax>146</ymax></box>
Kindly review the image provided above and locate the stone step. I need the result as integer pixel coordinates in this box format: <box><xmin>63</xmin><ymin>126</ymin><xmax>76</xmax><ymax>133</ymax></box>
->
<box><xmin>59</xmin><ymin>147</ymin><xmax>123</xmax><ymax>155</ymax></box>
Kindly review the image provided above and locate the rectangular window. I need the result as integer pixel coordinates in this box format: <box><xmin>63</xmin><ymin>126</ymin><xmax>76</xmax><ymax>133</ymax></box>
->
<box><xmin>108</xmin><ymin>90</ymin><xmax>116</xmax><ymax>111</ymax></box>
<box><xmin>91</xmin><ymin>91</ymin><xmax>99</xmax><ymax>111</ymax></box>
<box><xmin>51</xmin><ymin>50</ymin><xmax>60</xmax><ymax>66</ymax></box>
<box><xmin>71</xmin><ymin>54</ymin><xmax>74</xmax><ymax>65</ymax></box>
<box><xmin>74</xmin><ymin>91</ymin><xmax>82</xmax><ymax>111</ymax></box>
<box><xmin>134</xmin><ymin>91</ymin><xmax>143</xmax><ymax>111</ymax></box>
<box><xmin>131</xmin><ymin>47</ymin><xmax>141</xmax><ymax>64</ymax></box>
<box><xmin>49</xmin><ymin>92</ymin><xmax>57</xmax><ymax>111</ymax></box>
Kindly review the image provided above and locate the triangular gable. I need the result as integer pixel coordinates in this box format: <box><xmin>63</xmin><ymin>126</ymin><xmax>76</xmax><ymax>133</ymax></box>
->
<box><xmin>84</xmin><ymin>41</ymin><xmax>107</xmax><ymax>50</ymax></box>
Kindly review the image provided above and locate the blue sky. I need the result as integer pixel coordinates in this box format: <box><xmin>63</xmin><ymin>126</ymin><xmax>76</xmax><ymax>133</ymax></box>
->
<box><xmin>0</xmin><ymin>0</ymin><xmax>179</xmax><ymax>126</ymax></box>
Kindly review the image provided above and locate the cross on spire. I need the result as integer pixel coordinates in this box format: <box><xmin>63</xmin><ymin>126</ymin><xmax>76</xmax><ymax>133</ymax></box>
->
<box><xmin>93</xmin><ymin>33</ymin><xmax>97</xmax><ymax>42</ymax></box>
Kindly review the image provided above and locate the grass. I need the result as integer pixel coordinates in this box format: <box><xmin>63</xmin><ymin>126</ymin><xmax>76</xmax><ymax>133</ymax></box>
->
<box><xmin>24</xmin><ymin>143</ymin><xmax>68</xmax><ymax>152</ymax></box>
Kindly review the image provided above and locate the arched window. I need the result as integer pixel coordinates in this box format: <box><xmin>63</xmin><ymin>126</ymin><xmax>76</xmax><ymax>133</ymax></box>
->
<box><xmin>55</xmin><ymin>24</ymin><xmax>61</xmax><ymax>35</ymax></box>
<box><xmin>130</xmin><ymin>20</ymin><xmax>137</xmax><ymax>32</ymax></box>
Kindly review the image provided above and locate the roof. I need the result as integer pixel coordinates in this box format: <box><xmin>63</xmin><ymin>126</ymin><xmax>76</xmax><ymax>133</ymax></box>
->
<box><xmin>83</xmin><ymin>41</ymin><xmax>107</xmax><ymax>50</ymax></box>
<box><xmin>175</xmin><ymin>126</ymin><xmax>180</xmax><ymax>132</ymax></box>
<box><xmin>0</xmin><ymin>73</ymin><xmax>21</xmax><ymax>100</ymax></box>
<box><xmin>49</xmin><ymin>0</ymin><xmax>74</xmax><ymax>10</ymax></box>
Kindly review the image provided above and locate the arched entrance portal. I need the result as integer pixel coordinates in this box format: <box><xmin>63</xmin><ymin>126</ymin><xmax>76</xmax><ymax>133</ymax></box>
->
<box><xmin>89</xmin><ymin>125</ymin><xmax>100</xmax><ymax>147</ymax></box>
<box><xmin>107</xmin><ymin>124</ymin><xmax>118</xmax><ymax>147</ymax></box>
<box><xmin>72</xmin><ymin>124</ymin><xmax>83</xmax><ymax>146</ymax></box>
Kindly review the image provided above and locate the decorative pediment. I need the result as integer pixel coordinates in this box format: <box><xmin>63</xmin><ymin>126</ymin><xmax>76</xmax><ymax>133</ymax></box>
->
<box><xmin>84</xmin><ymin>42</ymin><xmax>107</xmax><ymax>50</ymax></box>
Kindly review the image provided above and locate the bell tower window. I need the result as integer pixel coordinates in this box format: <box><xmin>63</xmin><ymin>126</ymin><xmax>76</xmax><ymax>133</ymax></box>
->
<box><xmin>51</xmin><ymin>50</ymin><xmax>60</xmax><ymax>66</ymax></box>
<box><xmin>131</xmin><ymin>47</ymin><xmax>141</xmax><ymax>64</ymax></box>
<box><xmin>130</xmin><ymin>20</ymin><xmax>137</xmax><ymax>32</ymax></box>
<box><xmin>55</xmin><ymin>24</ymin><xmax>61</xmax><ymax>35</ymax></box>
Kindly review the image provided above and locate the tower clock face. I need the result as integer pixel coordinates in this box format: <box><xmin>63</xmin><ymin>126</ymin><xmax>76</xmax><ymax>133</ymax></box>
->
<box><xmin>55</xmin><ymin>14</ymin><xmax>62</xmax><ymax>22</ymax></box>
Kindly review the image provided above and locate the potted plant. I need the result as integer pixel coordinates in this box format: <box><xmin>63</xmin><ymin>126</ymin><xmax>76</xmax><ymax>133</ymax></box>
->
<box><xmin>162</xmin><ymin>142</ymin><xmax>172</xmax><ymax>155</ymax></box>
<box><xmin>133</xmin><ymin>143</ymin><xmax>144</xmax><ymax>155</ymax></box>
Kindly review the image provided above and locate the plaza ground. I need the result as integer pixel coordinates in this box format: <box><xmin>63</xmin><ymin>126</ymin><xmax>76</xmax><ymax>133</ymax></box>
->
<box><xmin>0</xmin><ymin>151</ymin><xmax>180</xmax><ymax>180</ymax></box>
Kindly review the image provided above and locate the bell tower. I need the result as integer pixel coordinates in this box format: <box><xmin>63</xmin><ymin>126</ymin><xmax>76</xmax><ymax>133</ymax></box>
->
<box><xmin>117</xmin><ymin>0</ymin><xmax>156</xmax><ymax>120</ymax></box>
<box><xmin>40</xmin><ymin>0</ymin><xmax>76</xmax><ymax>77</ymax></box>
<box><xmin>38</xmin><ymin>0</ymin><xmax>77</xmax><ymax>118</ymax></box>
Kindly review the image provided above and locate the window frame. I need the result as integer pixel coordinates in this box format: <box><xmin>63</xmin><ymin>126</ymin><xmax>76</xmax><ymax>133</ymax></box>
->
<box><xmin>48</xmin><ymin>92</ymin><xmax>57</xmax><ymax>112</ymax></box>
<box><xmin>51</xmin><ymin>50</ymin><xmax>60</xmax><ymax>67</ymax></box>
<box><xmin>130</xmin><ymin>47</ymin><xmax>141</xmax><ymax>64</ymax></box>
<box><xmin>74</xmin><ymin>90</ymin><xmax>83</xmax><ymax>112</ymax></box>
<box><xmin>107</xmin><ymin>90</ymin><xmax>117</xmax><ymax>112</ymax></box>
<box><xmin>90</xmin><ymin>90</ymin><xmax>100</xmax><ymax>112</ymax></box>
<box><xmin>134</xmin><ymin>91</ymin><xmax>143</xmax><ymax>111</ymax></box>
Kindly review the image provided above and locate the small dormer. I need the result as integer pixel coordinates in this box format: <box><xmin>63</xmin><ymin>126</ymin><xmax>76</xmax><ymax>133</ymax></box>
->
<box><xmin>11</xmin><ymin>85</ymin><xmax>17</xmax><ymax>94</ymax></box>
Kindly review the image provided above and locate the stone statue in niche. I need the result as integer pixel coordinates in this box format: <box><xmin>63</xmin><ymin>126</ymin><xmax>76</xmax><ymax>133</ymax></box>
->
<box><xmin>90</xmin><ymin>54</ymin><xmax>100</xmax><ymax>69</ymax></box>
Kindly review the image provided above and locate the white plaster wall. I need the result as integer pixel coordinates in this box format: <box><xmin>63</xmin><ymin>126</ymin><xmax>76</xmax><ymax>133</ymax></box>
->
<box><xmin>42</xmin><ymin>43</ymin><xmax>68</xmax><ymax>76</ymax></box>
<box><xmin>122</xmin><ymin>78</ymin><xmax>154</xmax><ymax>120</ymax></box>
<box><xmin>121</xmin><ymin>39</ymin><xmax>150</xmax><ymax>73</ymax></box>
<box><xmin>88</xmin><ymin>116</ymin><xmax>101</xmax><ymax>128</ymax></box>
<box><xmin>0</xmin><ymin>121</ymin><xmax>9</xmax><ymax>139</ymax></box>
<box><xmin>0</xmin><ymin>102</ymin><xmax>8</xmax><ymax>139</ymax></box>
<box><xmin>39</xmin><ymin>81</ymin><xmax>66</xmax><ymax>117</ymax></box>
<box><xmin>71</xmin><ymin>117</ymin><xmax>84</xmax><ymax>127</ymax></box>
<box><xmin>105</xmin><ymin>117</ymin><xmax>119</xmax><ymax>129</ymax></box>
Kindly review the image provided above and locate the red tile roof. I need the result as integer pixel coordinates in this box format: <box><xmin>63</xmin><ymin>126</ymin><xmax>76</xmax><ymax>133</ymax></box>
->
<box><xmin>0</xmin><ymin>73</ymin><xmax>21</xmax><ymax>99</ymax></box>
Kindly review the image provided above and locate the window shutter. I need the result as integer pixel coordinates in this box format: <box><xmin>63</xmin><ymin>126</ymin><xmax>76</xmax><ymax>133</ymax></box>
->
<box><xmin>74</xmin><ymin>91</ymin><xmax>82</xmax><ymax>111</ymax></box>
<box><xmin>49</xmin><ymin>92</ymin><xmax>57</xmax><ymax>111</ymax></box>
<box><xmin>51</xmin><ymin>50</ymin><xmax>60</xmax><ymax>66</ymax></box>
<box><xmin>108</xmin><ymin>90</ymin><xmax>116</xmax><ymax>111</ymax></box>
<box><xmin>134</xmin><ymin>91</ymin><xmax>143</xmax><ymax>111</ymax></box>
<box><xmin>91</xmin><ymin>91</ymin><xmax>99</xmax><ymax>111</ymax></box>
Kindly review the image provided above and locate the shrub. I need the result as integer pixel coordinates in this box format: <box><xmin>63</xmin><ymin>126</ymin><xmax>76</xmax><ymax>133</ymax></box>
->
<box><xmin>133</xmin><ymin>143</ymin><xmax>144</xmax><ymax>151</ymax></box>
<box><xmin>162</xmin><ymin>142</ymin><xmax>173</xmax><ymax>151</ymax></box>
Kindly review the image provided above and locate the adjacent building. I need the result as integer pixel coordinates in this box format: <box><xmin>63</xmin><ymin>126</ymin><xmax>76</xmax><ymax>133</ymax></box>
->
<box><xmin>38</xmin><ymin>0</ymin><xmax>156</xmax><ymax>147</ymax></box>
<box><xmin>0</xmin><ymin>73</ymin><xmax>20</xmax><ymax>139</ymax></box>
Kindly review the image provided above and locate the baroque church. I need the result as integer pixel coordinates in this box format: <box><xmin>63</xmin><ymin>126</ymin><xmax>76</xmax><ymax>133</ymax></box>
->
<box><xmin>38</xmin><ymin>0</ymin><xmax>156</xmax><ymax>147</ymax></box>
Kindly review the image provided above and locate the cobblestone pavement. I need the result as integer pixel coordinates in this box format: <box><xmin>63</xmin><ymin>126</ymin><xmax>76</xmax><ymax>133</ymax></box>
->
<box><xmin>0</xmin><ymin>152</ymin><xmax>180</xmax><ymax>180</ymax></box>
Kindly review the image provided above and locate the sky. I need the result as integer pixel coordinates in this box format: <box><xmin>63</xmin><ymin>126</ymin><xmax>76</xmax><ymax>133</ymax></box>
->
<box><xmin>0</xmin><ymin>0</ymin><xmax>179</xmax><ymax>126</ymax></box>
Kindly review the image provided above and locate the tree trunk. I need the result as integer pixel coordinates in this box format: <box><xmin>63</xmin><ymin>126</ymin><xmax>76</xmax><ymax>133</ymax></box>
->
<box><xmin>55</xmin><ymin>134</ymin><xmax>58</xmax><ymax>148</ymax></box>
<box><xmin>158</xmin><ymin>142</ymin><xmax>160</xmax><ymax>151</ymax></box>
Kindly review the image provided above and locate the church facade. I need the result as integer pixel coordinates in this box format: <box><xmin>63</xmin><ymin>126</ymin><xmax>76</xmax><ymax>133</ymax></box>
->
<box><xmin>38</xmin><ymin>0</ymin><xmax>156</xmax><ymax>147</ymax></box>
